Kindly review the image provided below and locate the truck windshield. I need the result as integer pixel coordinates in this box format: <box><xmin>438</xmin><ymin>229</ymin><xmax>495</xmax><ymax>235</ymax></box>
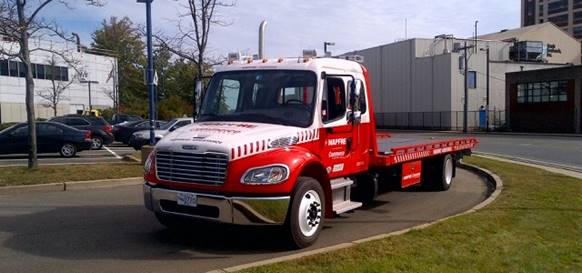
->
<box><xmin>199</xmin><ymin>70</ymin><xmax>317</xmax><ymax>127</ymax></box>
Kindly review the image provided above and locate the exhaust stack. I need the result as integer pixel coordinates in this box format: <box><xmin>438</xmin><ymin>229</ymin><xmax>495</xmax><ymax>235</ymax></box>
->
<box><xmin>259</xmin><ymin>20</ymin><xmax>267</xmax><ymax>59</ymax></box>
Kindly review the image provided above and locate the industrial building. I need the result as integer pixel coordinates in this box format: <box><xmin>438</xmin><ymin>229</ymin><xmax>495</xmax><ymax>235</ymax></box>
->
<box><xmin>522</xmin><ymin>0</ymin><xmax>582</xmax><ymax>41</ymax></box>
<box><xmin>344</xmin><ymin>23</ymin><xmax>581</xmax><ymax>130</ymax></box>
<box><xmin>0</xmin><ymin>37</ymin><xmax>117</xmax><ymax>123</ymax></box>
<box><xmin>506</xmin><ymin>65</ymin><xmax>581</xmax><ymax>133</ymax></box>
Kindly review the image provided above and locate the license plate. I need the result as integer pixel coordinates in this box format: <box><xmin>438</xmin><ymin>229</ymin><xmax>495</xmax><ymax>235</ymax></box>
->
<box><xmin>176</xmin><ymin>192</ymin><xmax>198</xmax><ymax>207</ymax></box>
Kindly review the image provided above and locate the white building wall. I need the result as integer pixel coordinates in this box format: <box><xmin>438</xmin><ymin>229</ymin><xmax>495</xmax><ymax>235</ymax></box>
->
<box><xmin>0</xmin><ymin>39</ymin><xmax>117</xmax><ymax>123</ymax></box>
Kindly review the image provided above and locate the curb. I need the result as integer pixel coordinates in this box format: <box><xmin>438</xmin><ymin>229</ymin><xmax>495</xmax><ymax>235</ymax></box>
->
<box><xmin>207</xmin><ymin>164</ymin><xmax>503</xmax><ymax>273</ymax></box>
<box><xmin>0</xmin><ymin>177</ymin><xmax>143</xmax><ymax>195</ymax></box>
<box><xmin>474</xmin><ymin>153</ymin><xmax>582</xmax><ymax>179</ymax></box>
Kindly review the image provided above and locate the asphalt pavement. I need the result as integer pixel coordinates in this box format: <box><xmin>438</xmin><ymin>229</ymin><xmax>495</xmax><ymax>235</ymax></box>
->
<box><xmin>0</xmin><ymin>169</ymin><xmax>488</xmax><ymax>273</ymax></box>
<box><xmin>387</xmin><ymin>131</ymin><xmax>582</xmax><ymax>172</ymax></box>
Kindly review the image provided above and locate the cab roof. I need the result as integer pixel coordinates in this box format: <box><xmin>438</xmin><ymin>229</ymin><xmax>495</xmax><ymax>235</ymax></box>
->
<box><xmin>214</xmin><ymin>57</ymin><xmax>364</xmax><ymax>75</ymax></box>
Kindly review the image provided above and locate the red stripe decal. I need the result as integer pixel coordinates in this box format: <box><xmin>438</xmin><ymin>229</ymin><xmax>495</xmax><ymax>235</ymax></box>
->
<box><xmin>244</xmin><ymin>144</ymin><xmax>247</xmax><ymax>155</ymax></box>
<box><xmin>237</xmin><ymin>146</ymin><xmax>241</xmax><ymax>157</ymax></box>
<box><xmin>250</xmin><ymin>142</ymin><xmax>254</xmax><ymax>153</ymax></box>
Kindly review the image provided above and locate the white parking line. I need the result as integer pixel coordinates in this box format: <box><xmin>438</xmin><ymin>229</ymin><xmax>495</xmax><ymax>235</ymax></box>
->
<box><xmin>103</xmin><ymin>146</ymin><xmax>123</xmax><ymax>159</ymax></box>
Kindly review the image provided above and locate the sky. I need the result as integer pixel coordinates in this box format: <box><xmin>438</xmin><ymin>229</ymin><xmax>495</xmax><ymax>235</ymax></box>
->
<box><xmin>41</xmin><ymin>0</ymin><xmax>520</xmax><ymax>59</ymax></box>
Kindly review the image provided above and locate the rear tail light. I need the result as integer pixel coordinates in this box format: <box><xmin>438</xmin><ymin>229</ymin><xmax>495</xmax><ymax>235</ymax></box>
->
<box><xmin>103</xmin><ymin>125</ymin><xmax>113</xmax><ymax>134</ymax></box>
<box><xmin>84</xmin><ymin>131</ymin><xmax>92</xmax><ymax>140</ymax></box>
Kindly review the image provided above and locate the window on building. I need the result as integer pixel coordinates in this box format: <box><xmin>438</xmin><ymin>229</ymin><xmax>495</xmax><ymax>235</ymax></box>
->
<box><xmin>0</xmin><ymin>59</ymin><xmax>8</xmax><ymax>76</ymax></box>
<box><xmin>548</xmin><ymin>0</ymin><xmax>569</xmax><ymax>15</ymax></box>
<box><xmin>575</xmin><ymin>0</ymin><xmax>582</xmax><ymax>10</ymax></box>
<box><xmin>36</xmin><ymin>64</ymin><xmax>45</xmax><ymax>79</ymax></box>
<box><xmin>538</xmin><ymin>4</ymin><xmax>544</xmax><ymax>16</ymax></box>
<box><xmin>574</xmin><ymin>26</ymin><xmax>582</xmax><ymax>39</ymax></box>
<box><xmin>45</xmin><ymin>64</ymin><xmax>53</xmax><ymax>80</ymax></box>
<box><xmin>517</xmin><ymin>80</ymin><xmax>568</xmax><ymax>104</ymax></box>
<box><xmin>8</xmin><ymin>60</ymin><xmax>18</xmax><ymax>77</ymax></box>
<box><xmin>524</xmin><ymin>0</ymin><xmax>536</xmax><ymax>26</ymax></box>
<box><xmin>60</xmin><ymin>67</ymin><xmax>69</xmax><ymax>81</ymax></box>
<box><xmin>18</xmin><ymin>62</ymin><xmax>26</xmax><ymax>77</ymax></box>
<box><xmin>574</xmin><ymin>11</ymin><xmax>582</xmax><ymax>25</ymax></box>
<box><xmin>468</xmin><ymin>71</ymin><xmax>477</xmax><ymax>89</ymax></box>
<box><xmin>548</xmin><ymin>14</ymin><xmax>569</xmax><ymax>27</ymax></box>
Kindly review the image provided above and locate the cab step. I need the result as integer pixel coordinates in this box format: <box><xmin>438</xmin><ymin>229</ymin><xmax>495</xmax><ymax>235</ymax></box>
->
<box><xmin>330</xmin><ymin>178</ymin><xmax>362</xmax><ymax>214</ymax></box>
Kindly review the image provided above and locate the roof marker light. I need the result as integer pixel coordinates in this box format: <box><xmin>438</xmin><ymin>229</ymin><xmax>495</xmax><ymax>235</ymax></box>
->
<box><xmin>278</xmin><ymin>57</ymin><xmax>284</xmax><ymax>63</ymax></box>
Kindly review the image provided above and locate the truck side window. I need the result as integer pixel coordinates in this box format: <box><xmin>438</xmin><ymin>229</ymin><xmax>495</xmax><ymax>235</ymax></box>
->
<box><xmin>358</xmin><ymin>80</ymin><xmax>367</xmax><ymax>114</ymax></box>
<box><xmin>323</xmin><ymin>78</ymin><xmax>346</xmax><ymax>123</ymax></box>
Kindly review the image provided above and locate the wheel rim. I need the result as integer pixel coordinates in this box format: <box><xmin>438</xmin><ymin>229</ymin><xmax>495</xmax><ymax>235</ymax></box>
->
<box><xmin>62</xmin><ymin>144</ymin><xmax>75</xmax><ymax>157</ymax></box>
<box><xmin>91</xmin><ymin>137</ymin><xmax>102</xmax><ymax>149</ymax></box>
<box><xmin>444</xmin><ymin>158</ymin><xmax>453</xmax><ymax>185</ymax></box>
<box><xmin>298</xmin><ymin>190</ymin><xmax>322</xmax><ymax>237</ymax></box>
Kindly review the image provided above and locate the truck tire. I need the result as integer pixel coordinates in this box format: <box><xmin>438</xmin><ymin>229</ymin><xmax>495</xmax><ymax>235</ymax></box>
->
<box><xmin>286</xmin><ymin>177</ymin><xmax>325</xmax><ymax>249</ymax></box>
<box><xmin>352</xmin><ymin>173</ymin><xmax>378</xmax><ymax>204</ymax></box>
<box><xmin>435</xmin><ymin>154</ymin><xmax>455</xmax><ymax>191</ymax></box>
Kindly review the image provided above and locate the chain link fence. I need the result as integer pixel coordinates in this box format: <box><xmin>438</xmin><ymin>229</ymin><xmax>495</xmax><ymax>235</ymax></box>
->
<box><xmin>375</xmin><ymin>110</ymin><xmax>507</xmax><ymax>131</ymax></box>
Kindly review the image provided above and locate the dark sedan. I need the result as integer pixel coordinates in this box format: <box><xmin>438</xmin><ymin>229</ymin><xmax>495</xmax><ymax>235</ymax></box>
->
<box><xmin>113</xmin><ymin>120</ymin><xmax>167</xmax><ymax>144</ymax></box>
<box><xmin>0</xmin><ymin>122</ymin><xmax>92</xmax><ymax>158</ymax></box>
<box><xmin>49</xmin><ymin>115</ymin><xmax>114</xmax><ymax>150</ymax></box>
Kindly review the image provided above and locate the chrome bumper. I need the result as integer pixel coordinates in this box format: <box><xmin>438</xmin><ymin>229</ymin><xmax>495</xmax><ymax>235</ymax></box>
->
<box><xmin>143</xmin><ymin>183</ymin><xmax>290</xmax><ymax>225</ymax></box>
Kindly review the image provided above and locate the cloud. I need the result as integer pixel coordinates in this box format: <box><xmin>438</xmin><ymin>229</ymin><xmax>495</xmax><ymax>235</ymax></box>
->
<box><xmin>43</xmin><ymin>0</ymin><xmax>519</xmax><ymax>58</ymax></box>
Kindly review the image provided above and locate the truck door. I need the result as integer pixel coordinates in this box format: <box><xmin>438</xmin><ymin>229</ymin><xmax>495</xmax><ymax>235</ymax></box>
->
<box><xmin>320</xmin><ymin>77</ymin><xmax>356</xmax><ymax>178</ymax></box>
<box><xmin>348</xmin><ymin>79</ymin><xmax>371</xmax><ymax>174</ymax></box>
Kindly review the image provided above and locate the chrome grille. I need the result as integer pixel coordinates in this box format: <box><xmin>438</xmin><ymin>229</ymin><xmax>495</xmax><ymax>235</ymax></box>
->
<box><xmin>155</xmin><ymin>151</ymin><xmax>228</xmax><ymax>185</ymax></box>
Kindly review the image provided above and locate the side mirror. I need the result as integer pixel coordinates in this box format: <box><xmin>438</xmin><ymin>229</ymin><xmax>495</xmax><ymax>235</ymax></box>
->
<box><xmin>348</xmin><ymin>80</ymin><xmax>361</xmax><ymax>124</ymax></box>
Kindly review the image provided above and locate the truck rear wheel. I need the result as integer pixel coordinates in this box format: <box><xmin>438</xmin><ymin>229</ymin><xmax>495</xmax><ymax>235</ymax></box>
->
<box><xmin>436</xmin><ymin>154</ymin><xmax>454</xmax><ymax>191</ymax></box>
<box><xmin>287</xmin><ymin>177</ymin><xmax>325</xmax><ymax>249</ymax></box>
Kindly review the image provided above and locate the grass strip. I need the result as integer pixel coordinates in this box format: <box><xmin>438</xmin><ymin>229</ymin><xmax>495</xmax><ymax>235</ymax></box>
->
<box><xmin>0</xmin><ymin>163</ymin><xmax>143</xmax><ymax>187</ymax></box>
<box><xmin>241</xmin><ymin>157</ymin><xmax>582</xmax><ymax>273</ymax></box>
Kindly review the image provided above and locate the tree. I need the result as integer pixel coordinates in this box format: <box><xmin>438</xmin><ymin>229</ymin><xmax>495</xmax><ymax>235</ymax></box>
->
<box><xmin>156</xmin><ymin>0</ymin><xmax>234</xmax><ymax>118</ymax></box>
<box><xmin>36</xmin><ymin>55</ymin><xmax>78</xmax><ymax>117</ymax></box>
<box><xmin>0</xmin><ymin>0</ymin><xmax>103</xmax><ymax>169</ymax></box>
<box><xmin>91</xmin><ymin>17</ymin><xmax>146</xmax><ymax>115</ymax></box>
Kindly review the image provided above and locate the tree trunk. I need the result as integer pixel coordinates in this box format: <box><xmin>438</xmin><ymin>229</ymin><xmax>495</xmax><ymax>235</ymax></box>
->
<box><xmin>17</xmin><ymin>3</ymin><xmax>37</xmax><ymax>169</ymax></box>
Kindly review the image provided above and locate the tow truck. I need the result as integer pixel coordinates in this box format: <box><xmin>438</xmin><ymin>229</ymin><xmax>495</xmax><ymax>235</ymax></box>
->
<box><xmin>143</xmin><ymin>53</ymin><xmax>478</xmax><ymax>248</ymax></box>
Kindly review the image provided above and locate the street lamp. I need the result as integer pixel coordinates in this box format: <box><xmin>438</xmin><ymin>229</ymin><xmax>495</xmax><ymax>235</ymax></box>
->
<box><xmin>324</xmin><ymin>42</ymin><xmax>335</xmax><ymax>57</ymax></box>
<box><xmin>137</xmin><ymin>0</ymin><xmax>156</xmax><ymax>146</ymax></box>
<box><xmin>79</xmin><ymin>79</ymin><xmax>99</xmax><ymax>111</ymax></box>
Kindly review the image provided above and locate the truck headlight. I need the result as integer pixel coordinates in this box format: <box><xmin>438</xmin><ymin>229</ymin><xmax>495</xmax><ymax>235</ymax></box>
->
<box><xmin>144</xmin><ymin>151</ymin><xmax>155</xmax><ymax>173</ymax></box>
<box><xmin>242</xmin><ymin>165</ymin><xmax>289</xmax><ymax>184</ymax></box>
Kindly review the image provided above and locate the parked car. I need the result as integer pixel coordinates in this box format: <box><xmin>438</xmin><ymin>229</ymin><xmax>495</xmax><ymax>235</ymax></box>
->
<box><xmin>129</xmin><ymin>118</ymin><xmax>193</xmax><ymax>150</ymax></box>
<box><xmin>49</xmin><ymin>115</ymin><xmax>114</xmax><ymax>150</ymax></box>
<box><xmin>113</xmin><ymin>120</ymin><xmax>167</xmax><ymax>144</ymax></box>
<box><xmin>0</xmin><ymin>122</ymin><xmax>92</xmax><ymax>158</ymax></box>
<box><xmin>109</xmin><ymin>113</ymin><xmax>143</xmax><ymax>125</ymax></box>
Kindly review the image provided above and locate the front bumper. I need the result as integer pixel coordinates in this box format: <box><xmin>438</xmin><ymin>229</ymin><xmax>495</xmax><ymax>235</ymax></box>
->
<box><xmin>143</xmin><ymin>183</ymin><xmax>290</xmax><ymax>225</ymax></box>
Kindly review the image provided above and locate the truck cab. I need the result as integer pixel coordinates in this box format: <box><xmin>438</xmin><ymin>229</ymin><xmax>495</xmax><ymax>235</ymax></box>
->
<box><xmin>143</xmin><ymin>56</ymin><xmax>477</xmax><ymax>248</ymax></box>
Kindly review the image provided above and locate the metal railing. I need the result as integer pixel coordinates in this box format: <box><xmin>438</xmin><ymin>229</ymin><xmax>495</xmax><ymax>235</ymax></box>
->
<box><xmin>375</xmin><ymin>110</ymin><xmax>507</xmax><ymax>131</ymax></box>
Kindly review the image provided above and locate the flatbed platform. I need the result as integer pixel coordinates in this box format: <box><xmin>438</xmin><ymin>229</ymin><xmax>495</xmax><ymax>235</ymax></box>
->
<box><xmin>372</xmin><ymin>133</ymin><xmax>478</xmax><ymax>166</ymax></box>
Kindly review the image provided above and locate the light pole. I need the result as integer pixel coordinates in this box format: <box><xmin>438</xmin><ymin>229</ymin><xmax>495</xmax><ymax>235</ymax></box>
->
<box><xmin>138</xmin><ymin>0</ymin><xmax>156</xmax><ymax>146</ymax></box>
<box><xmin>79</xmin><ymin>79</ymin><xmax>99</xmax><ymax>111</ymax></box>
<box><xmin>324</xmin><ymin>42</ymin><xmax>335</xmax><ymax>57</ymax></box>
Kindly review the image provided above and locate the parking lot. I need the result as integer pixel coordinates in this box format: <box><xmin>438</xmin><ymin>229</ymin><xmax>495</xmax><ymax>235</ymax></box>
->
<box><xmin>0</xmin><ymin>143</ymin><xmax>136</xmax><ymax>167</ymax></box>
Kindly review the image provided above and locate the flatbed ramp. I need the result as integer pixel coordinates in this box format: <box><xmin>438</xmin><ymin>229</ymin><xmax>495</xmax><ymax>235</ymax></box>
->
<box><xmin>373</xmin><ymin>134</ymin><xmax>478</xmax><ymax>165</ymax></box>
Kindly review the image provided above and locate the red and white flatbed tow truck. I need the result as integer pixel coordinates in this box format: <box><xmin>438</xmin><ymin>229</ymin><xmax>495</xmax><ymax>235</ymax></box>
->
<box><xmin>143</xmin><ymin>53</ymin><xmax>478</xmax><ymax>248</ymax></box>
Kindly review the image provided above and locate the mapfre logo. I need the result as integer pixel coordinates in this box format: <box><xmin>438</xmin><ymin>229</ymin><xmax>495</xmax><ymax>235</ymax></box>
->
<box><xmin>327</xmin><ymin>138</ymin><xmax>347</xmax><ymax>146</ymax></box>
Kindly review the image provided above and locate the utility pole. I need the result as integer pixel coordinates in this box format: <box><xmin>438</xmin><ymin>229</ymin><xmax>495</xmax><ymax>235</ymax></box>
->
<box><xmin>485</xmin><ymin>46</ymin><xmax>490</xmax><ymax>132</ymax></box>
<box><xmin>474</xmin><ymin>20</ymin><xmax>478</xmax><ymax>53</ymax></box>
<box><xmin>138</xmin><ymin>0</ymin><xmax>156</xmax><ymax>145</ymax></box>
<box><xmin>457</xmin><ymin>42</ymin><xmax>475</xmax><ymax>133</ymax></box>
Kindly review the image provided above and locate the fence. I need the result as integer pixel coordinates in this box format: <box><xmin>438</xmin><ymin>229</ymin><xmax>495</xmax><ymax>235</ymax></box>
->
<box><xmin>374</xmin><ymin>110</ymin><xmax>507</xmax><ymax>131</ymax></box>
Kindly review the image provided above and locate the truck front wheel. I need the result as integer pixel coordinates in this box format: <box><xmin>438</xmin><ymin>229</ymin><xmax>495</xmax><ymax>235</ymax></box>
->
<box><xmin>287</xmin><ymin>177</ymin><xmax>325</xmax><ymax>248</ymax></box>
